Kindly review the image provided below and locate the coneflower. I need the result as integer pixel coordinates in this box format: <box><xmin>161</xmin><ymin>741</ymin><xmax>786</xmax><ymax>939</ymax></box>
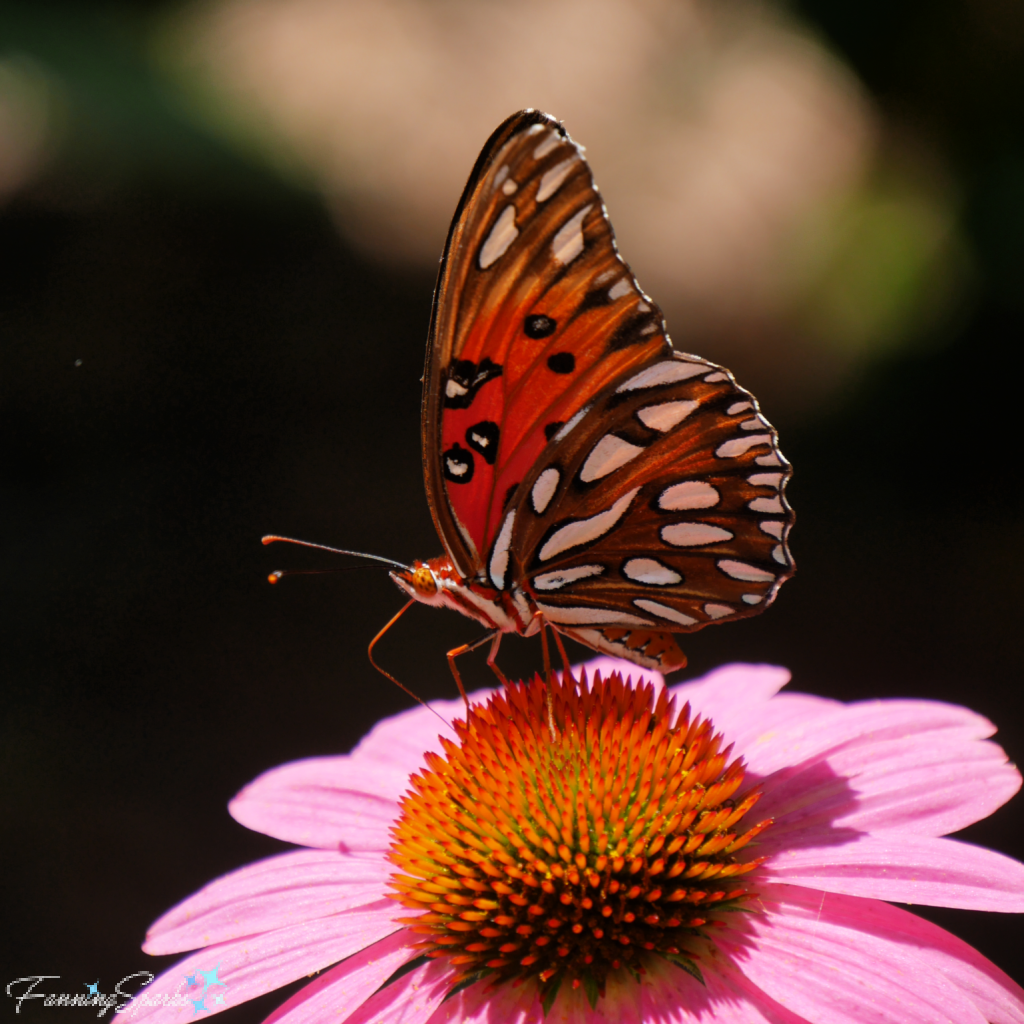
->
<box><xmin>120</xmin><ymin>660</ymin><xmax>1024</xmax><ymax>1024</ymax></box>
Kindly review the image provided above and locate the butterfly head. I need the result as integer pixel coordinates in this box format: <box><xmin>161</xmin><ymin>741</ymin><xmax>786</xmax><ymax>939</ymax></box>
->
<box><xmin>390</xmin><ymin>557</ymin><xmax>454</xmax><ymax>607</ymax></box>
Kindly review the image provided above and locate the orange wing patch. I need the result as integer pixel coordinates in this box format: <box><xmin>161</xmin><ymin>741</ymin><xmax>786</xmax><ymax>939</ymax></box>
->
<box><xmin>423</xmin><ymin>111</ymin><xmax>671</xmax><ymax>579</ymax></box>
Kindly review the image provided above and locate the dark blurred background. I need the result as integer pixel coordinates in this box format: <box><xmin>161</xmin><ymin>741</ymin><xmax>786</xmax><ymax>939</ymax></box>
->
<box><xmin>2</xmin><ymin>0</ymin><xmax>1022</xmax><ymax>1013</ymax></box>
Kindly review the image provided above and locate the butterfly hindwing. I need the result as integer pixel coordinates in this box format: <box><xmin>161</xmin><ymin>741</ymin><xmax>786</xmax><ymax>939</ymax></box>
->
<box><xmin>423</xmin><ymin>110</ymin><xmax>671</xmax><ymax>580</ymax></box>
<box><xmin>500</xmin><ymin>351</ymin><xmax>795</xmax><ymax>635</ymax></box>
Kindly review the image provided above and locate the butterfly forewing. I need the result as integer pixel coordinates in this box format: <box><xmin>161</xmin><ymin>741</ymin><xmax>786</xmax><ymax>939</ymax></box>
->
<box><xmin>424</xmin><ymin>111</ymin><xmax>671</xmax><ymax>580</ymax></box>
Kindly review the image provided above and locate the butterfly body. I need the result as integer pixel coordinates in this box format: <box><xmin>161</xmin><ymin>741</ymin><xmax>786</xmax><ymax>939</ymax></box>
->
<box><xmin>393</xmin><ymin>555</ymin><xmax>540</xmax><ymax>637</ymax></box>
<box><xmin>398</xmin><ymin>110</ymin><xmax>795</xmax><ymax>674</ymax></box>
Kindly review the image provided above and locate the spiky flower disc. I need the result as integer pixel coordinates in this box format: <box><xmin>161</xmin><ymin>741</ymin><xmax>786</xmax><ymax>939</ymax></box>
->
<box><xmin>387</xmin><ymin>670</ymin><xmax>771</xmax><ymax>1003</ymax></box>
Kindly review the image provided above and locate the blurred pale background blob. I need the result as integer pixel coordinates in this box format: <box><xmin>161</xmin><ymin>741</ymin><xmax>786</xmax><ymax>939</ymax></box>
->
<box><xmin>0</xmin><ymin>56</ymin><xmax>58</xmax><ymax>201</ymax></box>
<box><xmin>150</xmin><ymin>0</ymin><xmax>968</xmax><ymax>412</ymax></box>
<box><xmin>0</xmin><ymin>0</ymin><xmax>970</xmax><ymax>413</ymax></box>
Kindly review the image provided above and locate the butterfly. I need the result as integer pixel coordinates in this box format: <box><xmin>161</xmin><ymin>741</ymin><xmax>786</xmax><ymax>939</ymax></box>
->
<box><xmin>388</xmin><ymin>109</ymin><xmax>794</xmax><ymax>696</ymax></box>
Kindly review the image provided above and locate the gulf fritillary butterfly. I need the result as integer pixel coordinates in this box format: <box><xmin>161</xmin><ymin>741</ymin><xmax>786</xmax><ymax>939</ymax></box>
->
<box><xmin>385</xmin><ymin>109</ymin><xmax>794</xmax><ymax>693</ymax></box>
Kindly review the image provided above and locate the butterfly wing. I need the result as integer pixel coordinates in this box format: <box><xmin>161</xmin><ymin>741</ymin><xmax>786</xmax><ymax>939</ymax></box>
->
<box><xmin>503</xmin><ymin>352</ymin><xmax>794</xmax><ymax>668</ymax></box>
<box><xmin>424</xmin><ymin>109</ymin><xmax>795</xmax><ymax>673</ymax></box>
<box><xmin>423</xmin><ymin>110</ymin><xmax>672</xmax><ymax>580</ymax></box>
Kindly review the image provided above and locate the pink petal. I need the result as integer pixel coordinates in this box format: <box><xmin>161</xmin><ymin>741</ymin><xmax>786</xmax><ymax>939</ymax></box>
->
<box><xmin>706</xmin><ymin>692</ymin><xmax>844</xmax><ymax>773</ymax></box>
<box><xmin>669</xmin><ymin>664</ymin><xmax>813</xmax><ymax>742</ymax></box>
<box><xmin>425</xmin><ymin>962</ymin><xmax>650</xmax><ymax>1024</ymax></box>
<box><xmin>755</xmin><ymin>883</ymin><xmax>1024</xmax><ymax>1024</ymax></box>
<box><xmin>450</xmin><ymin>973</ymin><xmax>644</xmax><ymax>1024</ymax></box>
<box><xmin>424</xmin><ymin>976</ymin><xmax>540</xmax><ymax>1024</ymax></box>
<box><xmin>262</xmin><ymin>930</ymin><xmax>422</xmax><ymax>1024</ymax></box>
<box><xmin>229</xmin><ymin>689</ymin><xmax>499</xmax><ymax>851</ymax></box>
<box><xmin>717</xmin><ymin>889</ymin><xmax>989</xmax><ymax>1024</ymax></box>
<box><xmin>754</xmin><ymin>721</ymin><xmax>1020</xmax><ymax>842</ymax></box>
<box><xmin>434</xmin><ymin>955</ymin><xmax>813</xmax><ymax>1024</ymax></box>
<box><xmin>764</xmin><ymin>833</ymin><xmax>1024</xmax><ymax>910</ymax></box>
<box><xmin>145</xmin><ymin>850</ymin><xmax>391</xmax><ymax>954</ymax></box>
<box><xmin>343</xmin><ymin>954</ymin><xmax>451</xmax><ymax>1024</ymax></box>
<box><xmin>116</xmin><ymin>901</ymin><xmax>400</xmax><ymax>1024</ymax></box>
<box><xmin>546</xmin><ymin>978</ymin><xmax>643</xmax><ymax>1024</ymax></box>
<box><xmin>229</xmin><ymin>759</ymin><xmax>400</xmax><ymax>851</ymax></box>
<box><xmin>348</xmin><ymin>692</ymin><xmax>491</xmax><ymax>783</ymax></box>
<box><xmin>430</xmin><ymin>956</ymin><xmax>798</xmax><ymax>1024</ymax></box>
<box><xmin>742</xmin><ymin>698</ymin><xmax>999</xmax><ymax>781</ymax></box>
<box><xmin>642</xmin><ymin>953</ymin><xmax>810</xmax><ymax>1023</ymax></box>
<box><xmin>229</xmin><ymin>687</ymin><xmax>506</xmax><ymax>851</ymax></box>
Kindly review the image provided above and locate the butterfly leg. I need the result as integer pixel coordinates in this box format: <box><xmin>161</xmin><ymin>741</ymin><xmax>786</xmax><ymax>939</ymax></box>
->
<box><xmin>446</xmin><ymin>630</ymin><xmax>500</xmax><ymax>712</ymax></box>
<box><xmin>541</xmin><ymin>623</ymin><xmax>553</xmax><ymax>683</ymax></box>
<box><xmin>551</xmin><ymin>628</ymin><xmax>572</xmax><ymax>679</ymax></box>
<box><xmin>533</xmin><ymin>613</ymin><xmax>558</xmax><ymax>742</ymax></box>
<box><xmin>367</xmin><ymin>600</ymin><xmax>451</xmax><ymax>726</ymax></box>
<box><xmin>485</xmin><ymin>631</ymin><xmax>508</xmax><ymax>687</ymax></box>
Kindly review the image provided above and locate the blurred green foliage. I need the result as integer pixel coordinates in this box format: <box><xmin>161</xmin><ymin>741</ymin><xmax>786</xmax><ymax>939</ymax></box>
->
<box><xmin>0</xmin><ymin>1</ymin><xmax>296</xmax><ymax>198</ymax></box>
<box><xmin>794</xmin><ymin>0</ymin><xmax>1024</xmax><ymax>309</ymax></box>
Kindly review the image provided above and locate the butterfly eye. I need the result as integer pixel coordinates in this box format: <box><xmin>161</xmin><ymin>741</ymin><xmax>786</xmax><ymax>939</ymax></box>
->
<box><xmin>547</xmin><ymin>352</ymin><xmax>575</xmax><ymax>374</ymax></box>
<box><xmin>411</xmin><ymin>566</ymin><xmax>437</xmax><ymax>596</ymax></box>
<box><xmin>524</xmin><ymin>314</ymin><xmax>557</xmax><ymax>338</ymax></box>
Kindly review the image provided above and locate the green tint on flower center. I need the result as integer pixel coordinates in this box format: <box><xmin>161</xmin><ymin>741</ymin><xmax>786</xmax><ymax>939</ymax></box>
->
<box><xmin>387</xmin><ymin>671</ymin><xmax>771</xmax><ymax>1008</ymax></box>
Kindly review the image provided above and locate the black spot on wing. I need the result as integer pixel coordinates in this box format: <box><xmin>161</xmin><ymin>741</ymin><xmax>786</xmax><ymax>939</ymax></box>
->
<box><xmin>504</xmin><ymin>483</ymin><xmax>520</xmax><ymax>508</ymax></box>
<box><xmin>547</xmin><ymin>352</ymin><xmax>575</xmax><ymax>374</ymax></box>
<box><xmin>524</xmin><ymin>315</ymin><xmax>557</xmax><ymax>339</ymax></box>
<box><xmin>465</xmin><ymin>421</ymin><xmax>500</xmax><ymax>465</ymax></box>
<box><xmin>442</xmin><ymin>444</ymin><xmax>474</xmax><ymax>484</ymax></box>
<box><xmin>544</xmin><ymin>421</ymin><xmax>564</xmax><ymax>441</ymax></box>
<box><xmin>444</xmin><ymin>358</ymin><xmax>503</xmax><ymax>409</ymax></box>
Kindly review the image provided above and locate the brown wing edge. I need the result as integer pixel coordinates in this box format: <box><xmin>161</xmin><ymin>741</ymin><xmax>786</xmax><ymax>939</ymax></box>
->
<box><xmin>420</xmin><ymin>109</ymin><xmax>564</xmax><ymax>580</ymax></box>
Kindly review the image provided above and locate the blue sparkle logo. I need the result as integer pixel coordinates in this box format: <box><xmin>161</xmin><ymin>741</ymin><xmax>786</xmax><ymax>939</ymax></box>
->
<box><xmin>182</xmin><ymin>964</ymin><xmax>227</xmax><ymax>1015</ymax></box>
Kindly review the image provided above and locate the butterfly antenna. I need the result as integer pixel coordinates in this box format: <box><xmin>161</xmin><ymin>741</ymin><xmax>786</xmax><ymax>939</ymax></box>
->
<box><xmin>262</xmin><ymin>534</ymin><xmax>410</xmax><ymax>572</ymax></box>
<box><xmin>268</xmin><ymin>565</ymin><xmax>397</xmax><ymax>584</ymax></box>
<box><xmin>368</xmin><ymin>599</ymin><xmax>452</xmax><ymax>729</ymax></box>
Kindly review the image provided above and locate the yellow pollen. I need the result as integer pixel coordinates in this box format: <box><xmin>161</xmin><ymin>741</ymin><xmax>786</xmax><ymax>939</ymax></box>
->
<box><xmin>387</xmin><ymin>670</ymin><xmax>770</xmax><ymax>1004</ymax></box>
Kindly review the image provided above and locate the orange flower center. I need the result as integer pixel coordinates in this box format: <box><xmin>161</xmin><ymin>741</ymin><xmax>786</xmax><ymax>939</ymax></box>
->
<box><xmin>387</xmin><ymin>670</ymin><xmax>770</xmax><ymax>1005</ymax></box>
